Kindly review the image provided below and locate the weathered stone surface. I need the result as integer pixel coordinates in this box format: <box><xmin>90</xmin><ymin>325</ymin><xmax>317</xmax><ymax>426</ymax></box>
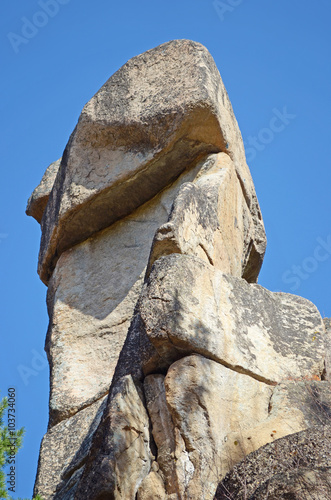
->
<box><xmin>146</xmin><ymin>153</ymin><xmax>265</xmax><ymax>282</ymax></box>
<box><xmin>46</xmin><ymin>161</ymin><xmax>205</xmax><ymax>426</ymax></box>
<box><xmin>74</xmin><ymin>375</ymin><xmax>153</xmax><ymax>499</ymax></box>
<box><xmin>137</xmin><ymin>470</ymin><xmax>167</xmax><ymax>500</ymax></box>
<box><xmin>71</xmin><ymin>253</ymin><xmax>326</xmax><ymax>497</ymax></box>
<box><xmin>250</xmin><ymin>467</ymin><xmax>331</xmax><ymax>499</ymax></box>
<box><xmin>29</xmin><ymin>39</ymin><xmax>328</xmax><ymax>500</ymax></box>
<box><xmin>163</xmin><ymin>355</ymin><xmax>273</xmax><ymax>499</ymax></box>
<box><xmin>214</xmin><ymin>426</ymin><xmax>331</xmax><ymax>499</ymax></box>
<box><xmin>70</xmin><ymin>352</ymin><xmax>330</xmax><ymax>499</ymax></box>
<box><xmin>46</xmin><ymin>150</ymin><xmax>265</xmax><ymax>426</ymax></box>
<box><xmin>144</xmin><ymin>375</ymin><xmax>178</xmax><ymax>495</ymax></box>
<box><xmin>140</xmin><ymin>254</ymin><xmax>325</xmax><ymax>384</ymax></box>
<box><xmin>37</xmin><ymin>39</ymin><xmax>265</xmax><ymax>284</ymax></box>
<box><xmin>33</xmin><ymin>396</ymin><xmax>106</xmax><ymax>500</ymax></box>
<box><xmin>277</xmin><ymin>380</ymin><xmax>331</xmax><ymax>427</ymax></box>
<box><xmin>160</xmin><ymin>356</ymin><xmax>330</xmax><ymax>499</ymax></box>
<box><xmin>26</xmin><ymin>159</ymin><xmax>61</xmax><ymax>223</ymax></box>
<box><xmin>207</xmin><ymin>378</ymin><xmax>331</xmax><ymax>482</ymax></box>
<box><xmin>324</xmin><ymin>317</ymin><xmax>331</xmax><ymax>381</ymax></box>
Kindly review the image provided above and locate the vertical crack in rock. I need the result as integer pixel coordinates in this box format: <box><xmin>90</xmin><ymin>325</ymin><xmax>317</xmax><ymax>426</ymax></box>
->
<box><xmin>73</xmin><ymin>375</ymin><xmax>154</xmax><ymax>499</ymax></box>
<box><xmin>143</xmin><ymin>374</ymin><xmax>179</xmax><ymax>497</ymax></box>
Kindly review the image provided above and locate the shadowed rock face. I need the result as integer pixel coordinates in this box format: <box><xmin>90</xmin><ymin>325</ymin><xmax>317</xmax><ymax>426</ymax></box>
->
<box><xmin>28</xmin><ymin>40</ymin><xmax>329</xmax><ymax>500</ymax></box>
<box><xmin>33</xmin><ymin>397</ymin><xmax>107</xmax><ymax>500</ymax></box>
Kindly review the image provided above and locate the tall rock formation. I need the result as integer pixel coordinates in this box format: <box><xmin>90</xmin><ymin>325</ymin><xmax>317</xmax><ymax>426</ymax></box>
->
<box><xmin>27</xmin><ymin>40</ymin><xmax>330</xmax><ymax>499</ymax></box>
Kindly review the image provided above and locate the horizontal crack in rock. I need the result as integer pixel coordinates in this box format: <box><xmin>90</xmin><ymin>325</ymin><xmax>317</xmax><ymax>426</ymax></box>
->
<box><xmin>162</xmin><ymin>331</ymin><xmax>277</xmax><ymax>386</ymax></box>
<box><xmin>50</xmin><ymin>390</ymin><xmax>109</xmax><ymax>429</ymax></box>
<box><xmin>198</xmin><ymin>243</ymin><xmax>214</xmax><ymax>266</ymax></box>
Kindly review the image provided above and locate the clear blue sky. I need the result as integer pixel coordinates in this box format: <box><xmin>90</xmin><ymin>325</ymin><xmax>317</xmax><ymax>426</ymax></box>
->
<box><xmin>1</xmin><ymin>0</ymin><xmax>330</xmax><ymax>497</ymax></box>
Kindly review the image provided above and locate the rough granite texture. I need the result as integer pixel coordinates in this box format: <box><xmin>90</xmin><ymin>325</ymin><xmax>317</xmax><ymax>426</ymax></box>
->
<box><xmin>37</xmin><ymin>39</ymin><xmax>266</xmax><ymax>285</ymax></box>
<box><xmin>250</xmin><ymin>468</ymin><xmax>331</xmax><ymax>499</ymax></box>
<box><xmin>26</xmin><ymin>158</ymin><xmax>61</xmax><ymax>223</ymax></box>
<box><xmin>44</xmin><ymin>157</ymin><xmax>208</xmax><ymax>426</ymax></box>
<box><xmin>33</xmin><ymin>396</ymin><xmax>106</xmax><ymax>500</ymax></box>
<box><xmin>73</xmin><ymin>375</ymin><xmax>154</xmax><ymax>499</ymax></box>
<box><xmin>140</xmin><ymin>254</ymin><xmax>325</xmax><ymax>384</ymax></box>
<box><xmin>324</xmin><ymin>317</ymin><xmax>331</xmax><ymax>381</ymax></box>
<box><xmin>214</xmin><ymin>426</ymin><xmax>331</xmax><ymax>499</ymax></box>
<box><xmin>28</xmin><ymin>40</ymin><xmax>330</xmax><ymax>500</ymax></box>
<box><xmin>44</xmin><ymin>152</ymin><xmax>266</xmax><ymax>428</ymax></box>
<box><xmin>70</xmin><ymin>294</ymin><xmax>329</xmax><ymax>498</ymax></box>
<box><xmin>146</xmin><ymin>153</ymin><xmax>263</xmax><ymax>283</ymax></box>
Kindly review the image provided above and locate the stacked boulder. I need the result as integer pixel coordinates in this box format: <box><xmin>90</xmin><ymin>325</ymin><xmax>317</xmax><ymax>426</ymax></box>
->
<box><xmin>27</xmin><ymin>40</ymin><xmax>330</xmax><ymax>500</ymax></box>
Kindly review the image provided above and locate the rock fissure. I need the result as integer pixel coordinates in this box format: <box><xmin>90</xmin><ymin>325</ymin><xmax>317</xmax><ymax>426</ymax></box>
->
<box><xmin>50</xmin><ymin>390</ymin><xmax>109</xmax><ymax>429</ymax></box>
<box><xmin>198</xmin><ymin>242</ymin><xmax>214</xmax><ymax>266</ymax></box>
<box><xmin>158</xmin><ymin>325</ymin><xmax>278</xmax><ymax>387</ymax></box>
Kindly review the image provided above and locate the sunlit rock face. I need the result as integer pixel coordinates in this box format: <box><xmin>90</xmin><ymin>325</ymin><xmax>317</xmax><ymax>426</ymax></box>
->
<box><xmin>36</xmin><ymin>39</ymin><xmax>266</xmax><ymax>286</ymax></box>
<box><xmin>28</xmin><ymin>40</ymin><xmax>329</xmax><ymax>500</ymax></box>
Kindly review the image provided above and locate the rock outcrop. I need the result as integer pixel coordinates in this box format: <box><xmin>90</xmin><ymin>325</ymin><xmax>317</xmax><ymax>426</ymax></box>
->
<box><xmin>26</xmin><ymin>158</ymin><xmax>61</xmax><ymax>223</ymax></box>
<box><xmin>139</xmin><ymin>254</ymin><xmax>324</xmax><ymax>383</ymax></box>
<box><xmin>27</xmin><ymin>40</ymin><xmax>330</xmax><ymax>500</ymax></box>
<box><xmin>214</xmin><ymin>426</ymin><xmax>331</xmax><ymax>499</ymax></box>
<box><xmin>36</xmin><ymin>39</ymin><xmax>265</xmax><ymax>286</ymax></box>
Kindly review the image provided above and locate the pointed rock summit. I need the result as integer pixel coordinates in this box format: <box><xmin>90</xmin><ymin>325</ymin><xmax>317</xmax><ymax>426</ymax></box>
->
<box><xmin>27</xmin><ymin>40</ymin><xmax>329</xmax><ymax>500</ymax></box>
